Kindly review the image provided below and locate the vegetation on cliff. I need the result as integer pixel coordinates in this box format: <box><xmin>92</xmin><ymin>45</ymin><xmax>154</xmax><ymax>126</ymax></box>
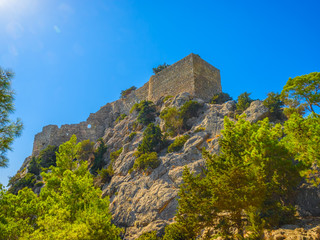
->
<box><xmin>0</xmin><ymin>135</ymin><xmax>121</xmax><ymax>239</ymax></box>
<box><xmin>2</xmin><ymin>68</ymin><xmax>320</xmax><ymax>239</ymax></box>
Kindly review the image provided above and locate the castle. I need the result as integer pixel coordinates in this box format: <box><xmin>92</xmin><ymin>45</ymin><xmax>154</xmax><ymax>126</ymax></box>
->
<box><xmin>32</xmin><ymin>53</ymin><xmax>222</xmax><ymax>156</ymax></box>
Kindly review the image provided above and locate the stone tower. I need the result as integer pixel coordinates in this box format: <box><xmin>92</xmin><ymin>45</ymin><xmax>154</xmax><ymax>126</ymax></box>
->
<box><xmin>147</xmin><ymin>53</ymin><xmax>221</xmax><ymax>102</ymax></box>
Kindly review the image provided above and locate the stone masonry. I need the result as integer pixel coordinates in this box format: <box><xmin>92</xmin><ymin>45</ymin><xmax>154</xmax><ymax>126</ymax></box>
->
<box><xmin>31</xmin><ymin>53</ymin><xmax>222</xmax><ymax>156</ymax></box>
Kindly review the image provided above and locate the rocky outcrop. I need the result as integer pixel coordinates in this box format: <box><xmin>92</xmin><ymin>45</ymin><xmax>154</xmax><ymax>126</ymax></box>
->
<box><xmin>96</xmin><ymin>97</ymin><xmax>271</xmax><ymax>239</ymax></box>
<box><xmin>21</xmin><ymin>91</ymin><xmax>320</xmax><ymax>239</ymax></box>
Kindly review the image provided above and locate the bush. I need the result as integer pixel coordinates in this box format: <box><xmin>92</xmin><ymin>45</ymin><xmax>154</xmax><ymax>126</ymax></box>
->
<box><xmin>168</xmin><ymin>135</ymin><xmax>190</xmax><ymax>153</ymax></box>
<box><xmin>179</xmin><ymin>100</ymin><xmax>202</xmax><ymax>129</ymax></box>
<box><xmin>120</xmin><ymin>86</ymin><xmax>136</xmax><ymax>99</ymax></box>
<box><xmin>38</xmin><ymin>145</ymin><xmax>58</xmax><ymax>169</ymax></box>
<box><xmin>78</xmin><ymin>139</ymin><xmax>94</xmax><ymax>161</ymax></box>
<box><xmin>28</xmin><ymin>157</ymin><xmax>40</xmax><ymax>175</ymax></box>
<box><xmin>153</xmin><ymin>63</ymin><xmax>170</xmax><ymax>74</ymax></box>
<box><xmin>163</xmin><ymin>95</ymin><xmax>173</xmax><ymax>103</ymax></box>
<box><xmin>160</xmin><ymin>107</ymin><xmax>183</xmax><ymax>136</ymax></box>
<box><xmin>91</xmin><ymin>138</ymin><xmax>107</xmax><ymax>174</ymax></box>
<box><xmin>130</xmin><ymin>100</ymin><xmax>156</xmax><ymax>125</ymax></box>
<box><xmin>136</xmin><ymin>231</ymin><xmax>161</xmax><ymax>240</ymax></box>
<box><xmin>128</xmin><ymin>132</ymin><xmax>137</xmax><ymax>142</ymax></box>
<box><xmin>163</xmin><ymin>223</ymin><xmax>190</xmax><ymax>240</ymax></box>
<box><xmin>132</xmin><ymin>152</ymin><xmax>160</xmax><ymax>172</ymax></box>
<box><xmin>96</xmin><ymin>165</ymin><xmax>114</xmax><ymax>184</ymax></box>
<box><xmin>110</xmin><ymin>147</ymin><xmax>123</xmax><ymax>163</ymax></box>
<box><xmin>115</xmin><ymin>114</ymin><xmax>127</xmax><ymax>123</ymax></box>
<box><xmin>35</xmin><ymin>181</ymin><xmax>44</xmax><ymax>188</ymax></box>
<box><xmin>263</xmin><ymin>92</ymin><xmax>285</xmax><ymax>121</ymax></box>
<box><xmin>194</xmin><ymin>126</ymin><xmax>205</xmax><ymax>133</ymax></box>
<box><xmin>236</xmin><ymin>92</ymin><xmax>254</xmax><ymax>114</ymax></box>
<box><xmin>211</xmin><ymin>92</ymin><xmax>232</xmax><ymax>104</ymax></box>
<box><xmin>8</xmin><ymin>173</ymin><xmax>36</xmax><ymax>194</ymax></box>
<box><xmin>137</xmin><ymin>123</ymin><xmax>163</xmax><ymax>155</ymax></box>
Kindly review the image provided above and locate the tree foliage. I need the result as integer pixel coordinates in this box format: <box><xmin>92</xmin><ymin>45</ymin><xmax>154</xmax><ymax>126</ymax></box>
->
<box><xmin>263</xmin><ymin>92</ymin><xmax>285</xmax><ymax>121</ymax></box>
<box><xmin>0</xmin><ymin>68</ymin><xmax>23</xmax><ymax>167</ymax></box>
<box><xmin>236</xmin><ymin>92</ymin><xmax>253</xmax><ymax>114</ymax></box>
<box><xmin>160</xmin><ymin>100</ymin><xmax>202</xmax><ymax>136</ymax></box>
<box><xmin>160</xmin><ymin>107</ymin><xmax>183</xmax><ymax>136</ymax></box>
<box><xmin>120</xmin><ymin>86</ymin><xmax>137</xmax><ymax>99</ymax></box>
<box><xmin>167</xmin><ymin>135</ymin><xmax>190</xmax><ymax>153</ymax></box>
<box><xmin>174</xmin><ymin>116</ymin><xmax>300</xmax><ymax>239</ymax></box>
<box><xmin>211</xmin><ymin>92</ymin><xmax>232</xmax><ymax>104</ymax></box>
<box><xmin>152</xmin><ymin>63</ymin><xmax>170</xmax><ymax>74</ymax></box>
<box><xmin>281</xmin><ymin>72</ymin><xmax>320</xmax><ymax>114</ymax></box>
<box><xmin>137</xmin><ymin>123</ymin><xmax>163</xmax><ymax>155</ymax></box>
<box><xmin>131</xmin><ymin>100</ymin><xmax>156</xmax><ymax>125</ymax></box>
<box><xmin>0</xmin><ymin>135</ymin><xmax>122</xmax><ymax>239</ymax></box>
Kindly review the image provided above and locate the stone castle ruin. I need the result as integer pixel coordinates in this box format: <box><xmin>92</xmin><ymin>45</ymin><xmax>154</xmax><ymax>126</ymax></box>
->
<box><xmin>32</xmin><ymin>53</ymin><xmax>222</xmax><ymax>156</ymax></box>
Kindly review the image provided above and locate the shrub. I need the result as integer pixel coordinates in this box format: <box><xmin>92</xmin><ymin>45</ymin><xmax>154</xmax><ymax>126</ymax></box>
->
<box><xmin>78</xmin><ymin>139</ymin><xmax>94</xmax><ymax>161</ymax></box>
<box><xmin>163</xmin><ymin>223</ymin><xmax>190</xmax><ymax>240</ymax></box>
<box><xmin>96</xmin><ymin>165</ymin><xmax>114</xmax><ymax>184</ymax></box>
<box><xmin>136</xmin><ymin>231</ymin><xmax>160</xmax><ymax>240</ymax></box>
<box><xmin>110</xmin><ymin>147</ymin><xmax>123</xmax><ymax>163</ymax></box>
<box><xmin>160</xmin><ymin>107</ymin><xmax>183</xmax><ymax>136</ymax></box>
<box><xmin>35</xmin><ymin>181</ymin><xmax>44</xmax><ymax>188</ymax></box>
<box><xmin>120</xmin><ymin>86</ymin><xmax>136</xmax><ymax>99</ymax></box>
<box><xmin>211</xmin><ymin>92</ymin><xmax>232</xmax><ymax>104</ymax></box>
<box><xmin>163</xmin><ymin>95</ymin><xmax>173</xmax><ymax>103</ymax></box>
<box><xmin>194</xmin><ymin>126</ymin><xmax>205</xmax><ymax>133</ymax></box>
<box><xmin>179</xmin><ymin>100</ymin><xmax>202</xmax><ymax>129</ymax></box>
<box><xmin>8</xmin><ymin>173</ymin><xmax>36</xmax><ymax>194</ymax></box>
<box><xmin>128</xmin><ymin>132</ymin><xmax>137</xmax><ymax>142</ymax></box>
<box><xmin>152</xmin><ymin>63</ymin><xmax>170</xmax><ymax>74</ymax></box>
<box><xmin>263</xmin><ymin>92</ymin><xmax>285</xmax><ymax>121</ymax></box>
<box><xmin>236</xmin><ymin>92</ymin><xmax>254</xmax><ymax>114</ymax></box>
<box><xmin>28</xmin><ymin>157</ymin><xmax>40</xmax><ymax>175</ymax></box>
<box><xmin>91</xmin><ymin>138</ymin><xmax>107</xmax><ymax>174</ymax></box>
<box><xmin>130</xmin><ymin>100</ymin><xmax>156</xmax><ymax>125</ymax></box>
<box><xmin>168</xmin><ymin>135</ymin><xmax>190</xmax><ymax>153</ymax></box>
<box><xmin>132</xmin><ymin>152</ymin><xmax>160</xmax><ymax>172</ymax></box>
<box><xmin>38</xmin><ymin>145</ymin><xmax>58</xmax><ymax>169</ymax></box>
<box><xmin>115</xmin><ymin>113</ymin><xmax>127</xmax><ymax>123</ymax></box>
<box><xmin>137</xmin><ymin>123</ymin><xmax>163</xmax><ymax>155</ymax></box>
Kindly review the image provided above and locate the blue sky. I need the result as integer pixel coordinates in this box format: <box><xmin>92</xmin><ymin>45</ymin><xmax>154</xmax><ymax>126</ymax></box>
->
<box><xmin>0</xmin><ymin>0</ymin><xmax>320</xmax><ymax>185</ymax></box>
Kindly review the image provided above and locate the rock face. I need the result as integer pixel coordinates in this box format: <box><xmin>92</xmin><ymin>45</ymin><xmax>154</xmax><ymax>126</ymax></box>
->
<box><xmin>96</xmin><ymin>97</ymin><xmax>269</xmax><ymax>239</ymax></box>
<box><xmin>19</xmin><ymin>90</ymin><xmax>320</xmax><ymax>239</ymax></box>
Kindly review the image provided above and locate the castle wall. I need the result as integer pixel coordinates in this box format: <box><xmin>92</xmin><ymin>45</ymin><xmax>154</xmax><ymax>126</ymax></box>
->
<box><xmin>148</xmin><ymin>54</ymin><xmax>195</xmax><ymax>102</ymax></box>
<box><xmin>134</xmin><ymin>81</ymin><xmax>149</xmax><ymax>101</ymax></box>
<box><xmin>32</xmin><ymin>54</ymin><xmax>222</xmax><ymax>156</ymax></box>
<box><xmin>193</xmin><ymin>55</ymin><xmax>222</xmax><ymax>101</ymax></box>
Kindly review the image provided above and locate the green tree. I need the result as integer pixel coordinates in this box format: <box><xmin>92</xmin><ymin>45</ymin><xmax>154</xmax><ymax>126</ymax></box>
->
<box><xmin>137</xmin><ymin>123</ymin><xmax>163</xmax><ymax>155</ymax></box>
<box><xmin>153</xmin><ymin>63</ymin><xmax>170</xmax><ymax>74</ymax></box>
<box><xmin>211</xmin><ymin>92</ymin><xmax>232</xmax><ymax>104</ymax></box>
<box><xmin>281</xmin><ymin>72</ymin><xmax>320</xmax><ymax>114</ymax></box>
<box><xmin>160</xmin><ymin>107</ymin><xmax>183</xmax><ymax>136</ymax></box>
<box><xmin>179</xmin><ymin>100</ymin><xmax>202</xmax><ymax>130</ymax></box>
<box><xmin>120</xmin><ymin>86</ymin><xmax>136</xmax><ymax>98</ymax></box>
<box><xmin>91</xmin><ymin>138</ymin><xmax>107</xmax><ymax>174</ymax></box>
<box><xmin>0</xmin><ymin>68</ymin><xmax>23</xmax><ymax>167</ymax></box>
<box><xmin>236</xmin><ymin>92</ymin><xmax>253</xmax><ymax>114</ymax></box>
<box><xmin>0</xmin><ymin>135</ymin><xmax>122</xmax><ymax>239</ymax></box>
<box><xmin>263</xmin><ymin>92</ymin><xmax>285</xmax><ymax>121</ymax></box>
<box><xmin>131</xmin><ymin>100</ymin><xmax>156</xmax><ymax>125</ymax></box>
<box><xmin>174</xmin><ymin>116</ymin><xmax>300</xmax><ymax>239</ymax></box>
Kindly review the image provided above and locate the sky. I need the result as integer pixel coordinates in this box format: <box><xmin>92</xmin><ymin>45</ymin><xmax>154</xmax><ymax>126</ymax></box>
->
<box><xmin>0</xmin><ymin>0</ymin><xmax>320</xmax><ymax>185</ymax></box>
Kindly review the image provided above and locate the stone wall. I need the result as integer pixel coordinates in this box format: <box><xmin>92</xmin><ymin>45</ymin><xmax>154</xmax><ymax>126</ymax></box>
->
<box><xmin>148</xmin><ymin>54</ymin><xmax>195</xmax><ymax>102</ymax></box>
<box><xmin>193</xmin><ymin>54</ymin><xmax>221</xmax><ymax>101</ymax></box>
<box><xmin>32</xmin><ymin>54</ymin><xmax>222</xmax><ymax>156</ymax></box>
<box><xmin>32</xmin><ymin>98</ymin><xmax>138</xmax><ymax>156</ymax></box>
